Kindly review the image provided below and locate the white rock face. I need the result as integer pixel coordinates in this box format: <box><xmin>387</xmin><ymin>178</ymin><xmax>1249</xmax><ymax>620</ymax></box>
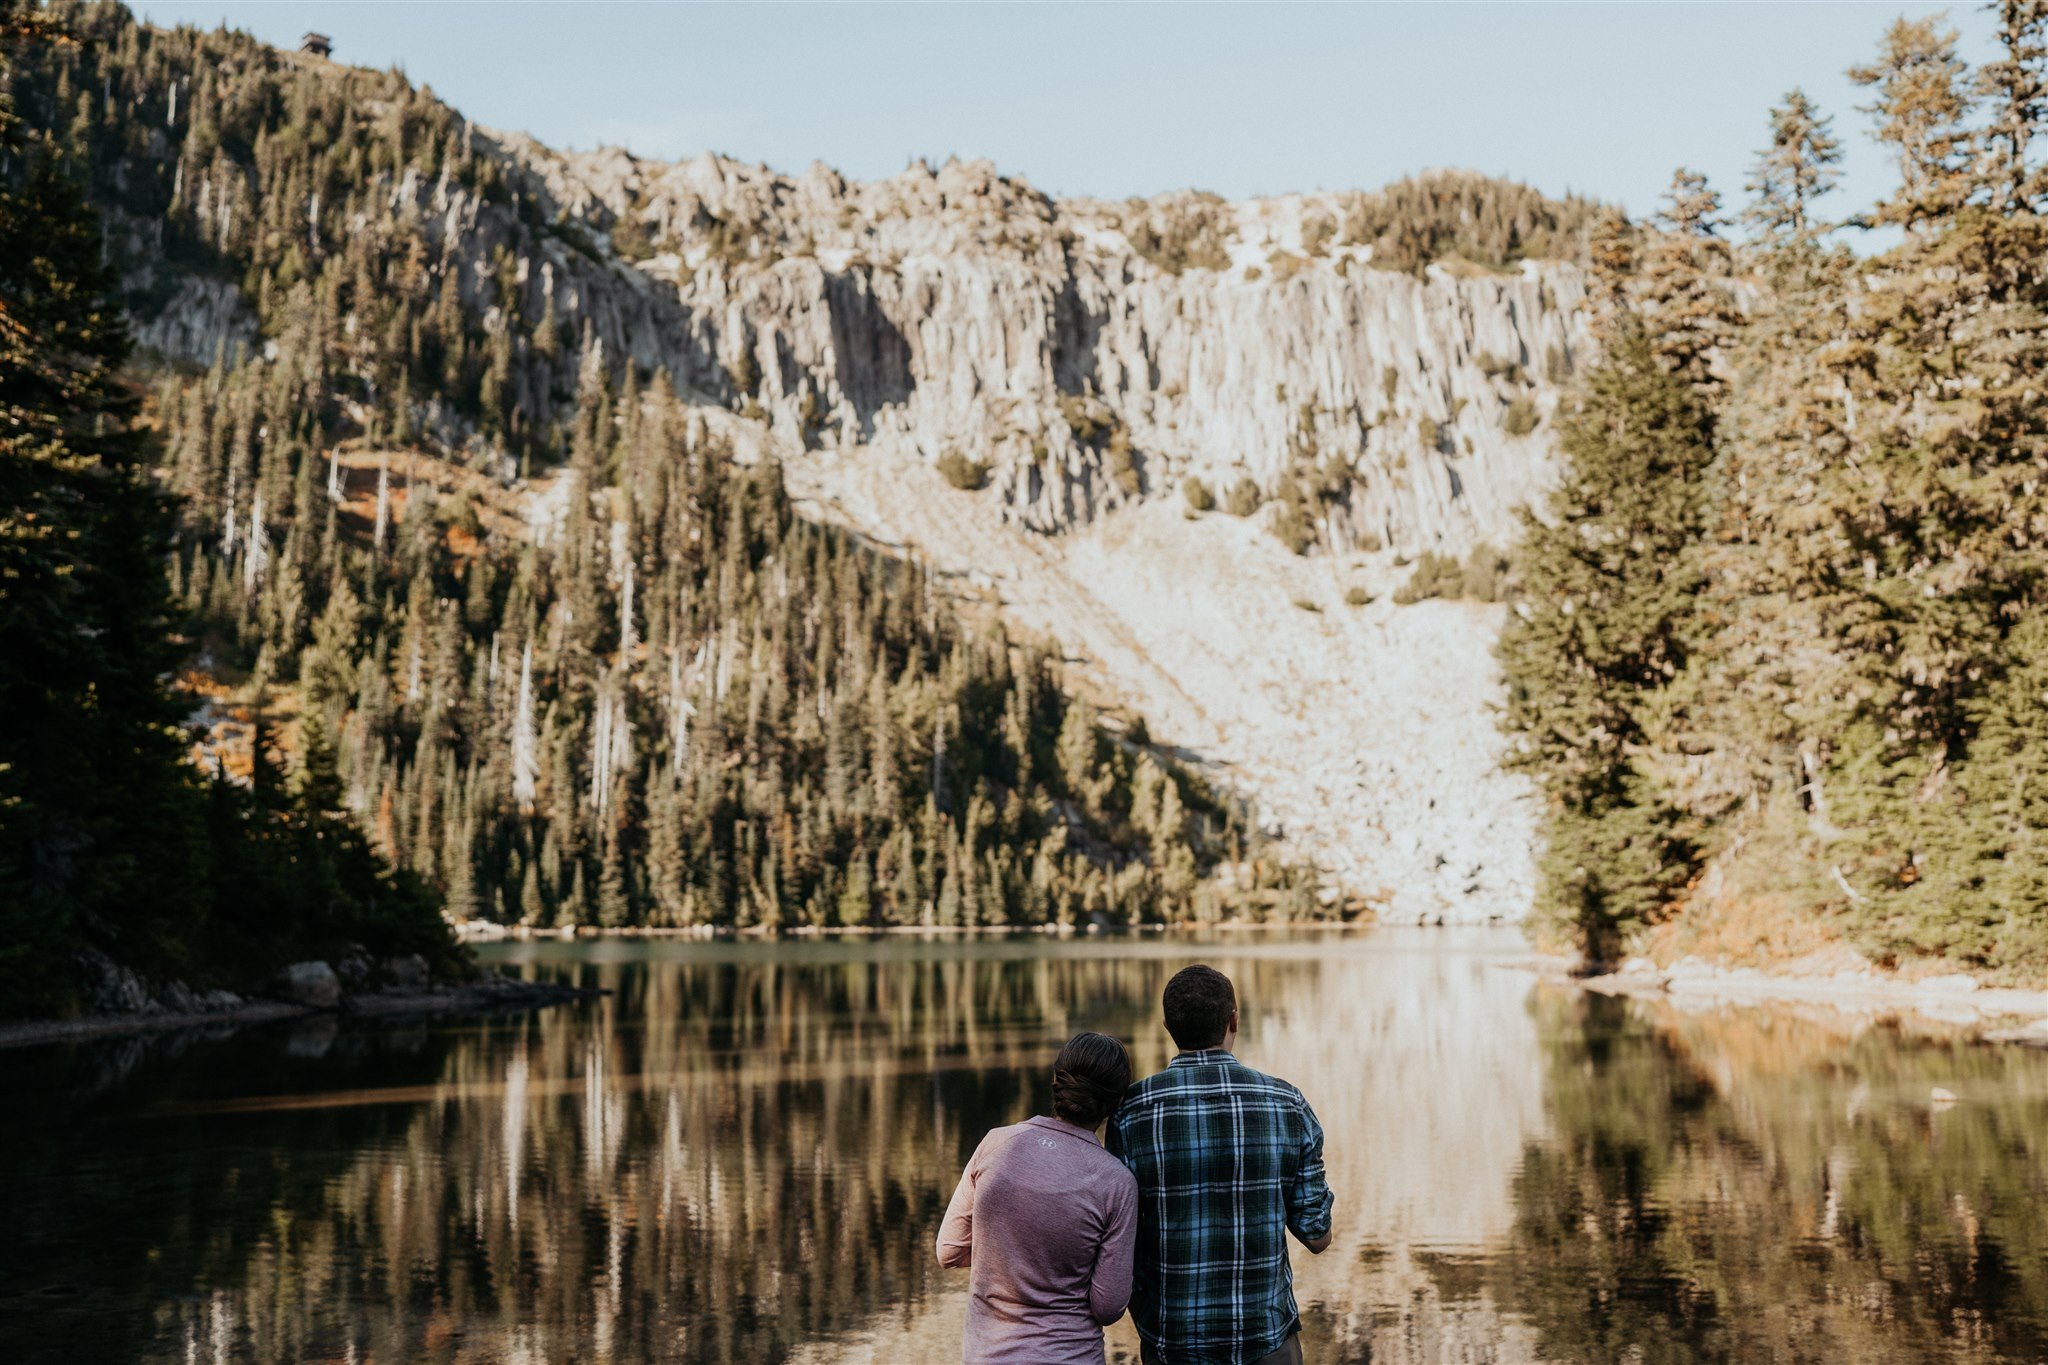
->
<box><xmin>461</xmin><ymin>145</ymin><xmax>1582</xmax><ymax>922</ymax></box>
<box><xmin>496</xmin><ymin>140</ymin><xmax>1590</xmax><ymax>555</ymax></box>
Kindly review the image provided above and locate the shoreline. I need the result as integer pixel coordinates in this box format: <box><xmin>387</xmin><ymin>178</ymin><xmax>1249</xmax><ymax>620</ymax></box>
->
<box><xmin>451</xmin><ymin>917</ymin><xmax>1385</xmax><ymax>943</ymax></box>
<box><xmin>1539</xmin><ymin>957</ymin><xmax>2048</xmax><ymax>1043</ymax></box>
<box><xmin>462</xmin><ymin>918</ymin><xmax>2048</xmax><ymax>1043</ymax></box>
<box><xmin>0</xmin><ymin>976</ymin><xmax>604</xmax><ymax>1051</ymax></box>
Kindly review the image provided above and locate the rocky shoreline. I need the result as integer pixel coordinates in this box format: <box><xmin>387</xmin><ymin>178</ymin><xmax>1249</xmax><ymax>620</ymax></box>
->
<box><xmin>0</xmin><ymin>952</ymin><xmax>604</xmax><ymax>1051</ymax></box>
<box><xmin>1548</xmin><ymin>954</ymin><xmax>2048</xmax><ymax>1044</ymax></box>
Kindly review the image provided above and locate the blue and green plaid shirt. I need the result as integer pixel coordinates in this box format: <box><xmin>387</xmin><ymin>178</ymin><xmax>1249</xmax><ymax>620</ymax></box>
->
<box><xmin>1106</xmin><ymin>1049</ymin><xmax>1334</xmax><ymax>1364</ymax></box>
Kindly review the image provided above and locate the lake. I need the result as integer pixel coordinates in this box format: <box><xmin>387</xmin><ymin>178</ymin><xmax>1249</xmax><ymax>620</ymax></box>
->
<box><xmin>5</xmin><ymin>929</ymin><xmax>2048</xmax><ymax>1363</ymax></box>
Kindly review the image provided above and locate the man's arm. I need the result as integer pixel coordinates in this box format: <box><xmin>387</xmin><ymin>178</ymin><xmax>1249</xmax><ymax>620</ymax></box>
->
<box><xmin>1285</xmin><ymin>1096</ymin><xmax>1335</xmax><ymax>1254</ymax></box>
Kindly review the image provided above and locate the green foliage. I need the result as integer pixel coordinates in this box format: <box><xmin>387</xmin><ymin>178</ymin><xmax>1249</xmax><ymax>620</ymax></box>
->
<box><xmin>1497</xmin><ymin>325</ymin><xmax>1716</xmax><ymax>961</ymax></box>
<box><xmin>610</xmin><ymin>216</ymin><xmax>657</xmax><ymax>262</ymax></box>
<box><xmin>1337</xmin><ymin>170</ymin><xmax>1605</xmax><ymax>275</ymax></box>
<box><xmin>1223</xmin><ymin>477</ymin><xmax>1262</xmax><ymax>517</ymax></box>
<box><xmin>1122</xmin><ymin>194</ymin><xmax>1233</xmax><ymax>274</ymax></box>
<box><xmin>1344</xmin><ymin>586</ymin><xmax>1373</xmax><ymax>607</ymax></box>
<box><xmin>1269</xmin><ymin>502</ymin><xmax>1313</xmax><ymax>556</ymax></box>
<box><xmin>935</xmin><ymin>450</ymin><xmax>988</xmax><ymax>490</ymax></box>
<box><xmin>1059</xmin><ymin>393</ymin><xmax>1140</xmax><ymax>495</ymax></box>
<box><xmin>1394</xmin><ymin>546</ymin><xmax>1509</xmax><ymax>605</ymax></box>
<box><xmin>1180</xmin><ymin>476</ymin><xmax>1214</xmax><ymax>512</ymax></box>
<box><xmin>1476</xmin><ymin>351</ymin><xmax>1523</xmax><ymax>382</ymax></box>
<box><xmin>1507</xmin><ymin>6</ymin><xmax>2048</xmax><ymax>975</ymax></box>
<box><xmin>1502</xmin><ymin>396</ymin><xmax>1541</xmax><ymax>437</ymax></box>
<box><xmin>0</xmin><ymin>4</ymin><xmax>448</xmax><ymax>1015</ymax></box>
<box><xmin>0</xmin><ymin>2</ymin><xmax>1304</xmax><ymax>951</ymax></box>
<box><xmin>1743</xmin><ymin>87</ymin><xmax>1844</xmax><ymax>241</ymax></box>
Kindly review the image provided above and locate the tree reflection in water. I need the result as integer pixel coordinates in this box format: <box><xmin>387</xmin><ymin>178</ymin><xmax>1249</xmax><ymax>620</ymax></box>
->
<box><xmin>1446</xmin><ymin>991</ymin><xmax>2048</xmax><ymax>1363</ymax></box>
<box><xmin>4</xmin><ymin>934</ymin><xmax>2046</xmax><ymax>1363</ymax></box>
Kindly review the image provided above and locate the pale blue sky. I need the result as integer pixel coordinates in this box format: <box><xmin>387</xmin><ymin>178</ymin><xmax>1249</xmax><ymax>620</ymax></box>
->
<box><xmin>134</xmin><ymin>2</ymin><xmax>2001</xmax><ymax>226</ymax></box>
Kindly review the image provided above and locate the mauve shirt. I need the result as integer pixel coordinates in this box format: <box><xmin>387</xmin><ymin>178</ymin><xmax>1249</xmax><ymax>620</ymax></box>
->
<box><xmin>936</xmin><ymin>1115</ymin><xmax>1139</xmax><ymax>1364</ymax></box>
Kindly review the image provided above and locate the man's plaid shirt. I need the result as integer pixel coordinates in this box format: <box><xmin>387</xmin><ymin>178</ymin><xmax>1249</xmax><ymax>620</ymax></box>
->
<box><xmin>1106</xmin><ymin>1049</ymin><xmax>1334</xmax><ymax>1364</ymax></box>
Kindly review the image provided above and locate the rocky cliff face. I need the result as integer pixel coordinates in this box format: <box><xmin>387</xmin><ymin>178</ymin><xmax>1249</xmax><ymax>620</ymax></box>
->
<box><xmin>499</xmin><ymin>140</ymin><xmax>1591</xmax><ymax>554</ymax></box>
<box><xmin>456</xmin><ymin>144</ymin><xmax>1580</xmax><ymax>920</ymax></box>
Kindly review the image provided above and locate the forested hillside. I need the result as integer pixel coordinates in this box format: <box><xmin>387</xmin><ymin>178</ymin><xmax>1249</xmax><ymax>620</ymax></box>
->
<box><xmin>0</xmin><ymin>0</ymin><xmax>457</xmax><ymax>1017</ymax></box>
<box><xmin>1504</xmin><ymin>6</ymin><xmax>2048</xmax><ymax>977</ymax></box>
<box><xmin>0</xmin><ymin>0</ymin><xmax>1301</xmax><ymax>1000</ymax></box>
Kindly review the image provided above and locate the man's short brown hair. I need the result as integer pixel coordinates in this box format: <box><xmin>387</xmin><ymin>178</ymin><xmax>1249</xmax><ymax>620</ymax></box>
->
<box><xmin>1162</xmin><ymin>965</ymin><xmax>1236</xmax><ymax>1050</ymax></box>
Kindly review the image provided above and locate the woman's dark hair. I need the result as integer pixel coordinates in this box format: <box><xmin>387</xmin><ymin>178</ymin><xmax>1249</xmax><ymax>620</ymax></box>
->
<box><xmin>1051</xmin><ymin>1032</ymin><xmax>1133</xmax><ymax>1127</ymax></box>
<box><xmin>1162</xmin><ymin>965</ymin><xmax>1236</xmax><ymax>1050</ymax></box>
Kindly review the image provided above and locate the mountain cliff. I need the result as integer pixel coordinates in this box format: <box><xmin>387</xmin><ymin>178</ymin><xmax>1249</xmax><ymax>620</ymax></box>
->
<box><xmin>482</xmin><ymin>136</ymin><xmax>1595</xmax><ymax>551</ymax></box>
<box><xmin>17</xmin><ymin>4</ymin><xmax>1606</xmax><ymax>924</ymax></box>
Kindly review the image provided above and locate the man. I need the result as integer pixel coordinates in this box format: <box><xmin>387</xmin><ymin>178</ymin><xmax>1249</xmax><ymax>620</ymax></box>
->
<box><xmin>1107</xmin><ymin>965</ymin><xmax>1334</xmax><ymax>1365</ymax></box>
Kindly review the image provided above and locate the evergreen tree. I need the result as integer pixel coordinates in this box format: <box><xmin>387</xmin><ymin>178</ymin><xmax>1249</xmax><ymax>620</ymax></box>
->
<box><xmin>0</xmin><ymin>1</ymin><xmax>208</xmax><ymax>1006</ymax></box>
<box><xmin>1498</xmin><ymin>324</ymin><xmax>1717</xmax><ymax>962</ymax></box>
<box><xmin>1849</xmin><ymin>14</ymin><xmax>1977</xmax><ymax>227</ymax></box>
<box><xmin>1638</xmin><ymin>169</ymin><xmax>1739</xmax><ymax>393</ymax></box>
<box><xmin>0</xmin><ymin>3</ymin><xmax>450</xmax><ymax>1014</ymax></box>
<box><xmin>1978</xmin><ymin>0</ymin><xmax>2048</xmax><ymax>211</ymax></box>
<box><xmin>1743</xmin><ymin>89</ymin><xmax>1845</xmax><ymax>243</ymax></box>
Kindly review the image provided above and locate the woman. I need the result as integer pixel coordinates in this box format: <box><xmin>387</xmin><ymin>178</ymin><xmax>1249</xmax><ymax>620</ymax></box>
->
<box><xmin>936</xmin><ymin>1032</ymin><xmax>1138</xmax><ymax>1364</ymax></box>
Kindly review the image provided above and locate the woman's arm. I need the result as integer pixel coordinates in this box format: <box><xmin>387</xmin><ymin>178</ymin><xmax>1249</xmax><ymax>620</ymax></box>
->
<box><xmin>935</xmin><ymin>1136</ymin><xmax>986</xmax><ymax>1268</ymax></box>
<box><xmin>1087</xmin><ymin>1172</ymin><xmax>1138</xmax><ymax>1324</ymax></box>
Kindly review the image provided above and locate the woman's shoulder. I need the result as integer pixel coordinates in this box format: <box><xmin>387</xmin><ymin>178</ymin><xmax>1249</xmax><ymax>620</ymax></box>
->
<box><xmin>1071</xmin><ymin>1133</ymin><xmax>1138</xmax><ymax>1187</ymax></box>
<box><xmin>967</xmin><ymin>1120</ymin><xmax>1037</xmax><ymax>1168</ymax></box>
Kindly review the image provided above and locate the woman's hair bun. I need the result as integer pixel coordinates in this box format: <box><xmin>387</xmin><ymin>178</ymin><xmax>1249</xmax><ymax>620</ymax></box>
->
<box><xmin>1050</xmin><ymin>1032</ymin><xmax>1133</xmax><ymax>1127</ymax></box>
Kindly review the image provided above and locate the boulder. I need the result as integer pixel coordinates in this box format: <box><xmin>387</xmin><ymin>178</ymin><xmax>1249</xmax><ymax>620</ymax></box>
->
<box><xmin>334</xmin><ymin>948</ymin><xmax>374</xmax><ymax>990</ymax></box>
<box><xmin>278</xmin><ymin>960</ymin><xmax>341</xmax><ymax>1009</ymax></box>
<box><xmin>157</xmin><ymin>980</ymin><xmax>202</xmax><ymax>1013</ymax></box>
<box><xmin>79</xmin><ymin>950</ymin><xmax>155</xmax><ymax>1014</ymax></box>
<box><xmin>383</xmin><ymin>953</ymin><xmax>431</xmax><ymax>991</ymax></box>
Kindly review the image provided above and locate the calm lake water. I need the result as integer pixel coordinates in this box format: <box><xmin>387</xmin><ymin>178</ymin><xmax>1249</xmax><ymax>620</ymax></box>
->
<box><xmin>6</xmin><ymin>930</ymin><xmax>2048</xmax><ymax>1363</ymax></box>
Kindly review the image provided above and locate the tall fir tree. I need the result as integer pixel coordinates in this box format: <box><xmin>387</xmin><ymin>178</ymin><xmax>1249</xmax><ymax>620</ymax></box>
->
<box><xmin>1743</xmin><ymin>89</ymin><xmax>1845</xmax><ymax>244</ymax></box>
<box><xmin>0</xmin><ymin>0</ymin><xmax>210</xmax><ymax>1006</ymax></box>
<box><xmin>1498</xmin><ymin>323</ymin><xmax>1718</xmax><ymax>962</ymax></box>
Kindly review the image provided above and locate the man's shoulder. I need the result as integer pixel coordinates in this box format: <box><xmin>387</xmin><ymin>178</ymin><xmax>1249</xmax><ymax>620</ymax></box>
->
<box><xmin>1230</xmin><ymin>1060</ymin><xmax>1310</xmax><ymax>1105</ymax></box>
<box><xmin>1117</xmin><ymin>1057</ymin><xmax>1308</xmax><ymax>1109</ymax></box>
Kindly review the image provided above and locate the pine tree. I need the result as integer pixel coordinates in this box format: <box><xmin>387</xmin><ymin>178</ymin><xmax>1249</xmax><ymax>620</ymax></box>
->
<box><xmin>1498</xmin><ymin>323</ymin><xmax>1718</xmax><ymax>962</ymax></box>
<box><xmin>1638</xmin><ymin>170</ymin><xmax>1739</xmax><ymax>393</ymax></box>
<box><xmin>1849</xmin><ymin>15</ymin><xmax>1976</xmax><ymax>227</ymax></box>
<box><xmin>1978</xmin><ymin>0</ymin><xmax>2048</xmax><ymax>211</ymax></box>
<box><xmin>1743</xmin><ymin>89</ymin><xmax>1844</xmax><ymax>243</ymax></box>
<box><xmin>0</xmin><ymin>5</ymin><xmax>208</xmax><ymax>1007</ymax></box>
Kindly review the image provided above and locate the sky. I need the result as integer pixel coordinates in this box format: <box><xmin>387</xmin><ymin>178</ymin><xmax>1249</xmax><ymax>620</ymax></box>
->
<box><xmin>132</xmin><ymin>2</ymin><xmax>2004</xmax><ymax>225</ymax></box>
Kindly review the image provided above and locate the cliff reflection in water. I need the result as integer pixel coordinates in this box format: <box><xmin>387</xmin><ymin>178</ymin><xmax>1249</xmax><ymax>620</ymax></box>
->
<box><xmin>5</xmin><ymin>932</ymin><xmax>2048</xmax><ymax>1363</ymax></box>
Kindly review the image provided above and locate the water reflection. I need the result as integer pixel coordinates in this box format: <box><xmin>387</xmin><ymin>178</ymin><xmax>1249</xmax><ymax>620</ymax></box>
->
<box><xmin>3</xmin><ymin>931</ymin><xmax>2046</xmax><ymax>1363</ymax></box>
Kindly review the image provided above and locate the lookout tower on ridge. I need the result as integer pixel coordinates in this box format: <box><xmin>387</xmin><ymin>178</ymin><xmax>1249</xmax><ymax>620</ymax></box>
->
<box><xmin>300</xmin><ymin>32</ymin><xmax>332</xmax><ymax>59</ymax></box>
